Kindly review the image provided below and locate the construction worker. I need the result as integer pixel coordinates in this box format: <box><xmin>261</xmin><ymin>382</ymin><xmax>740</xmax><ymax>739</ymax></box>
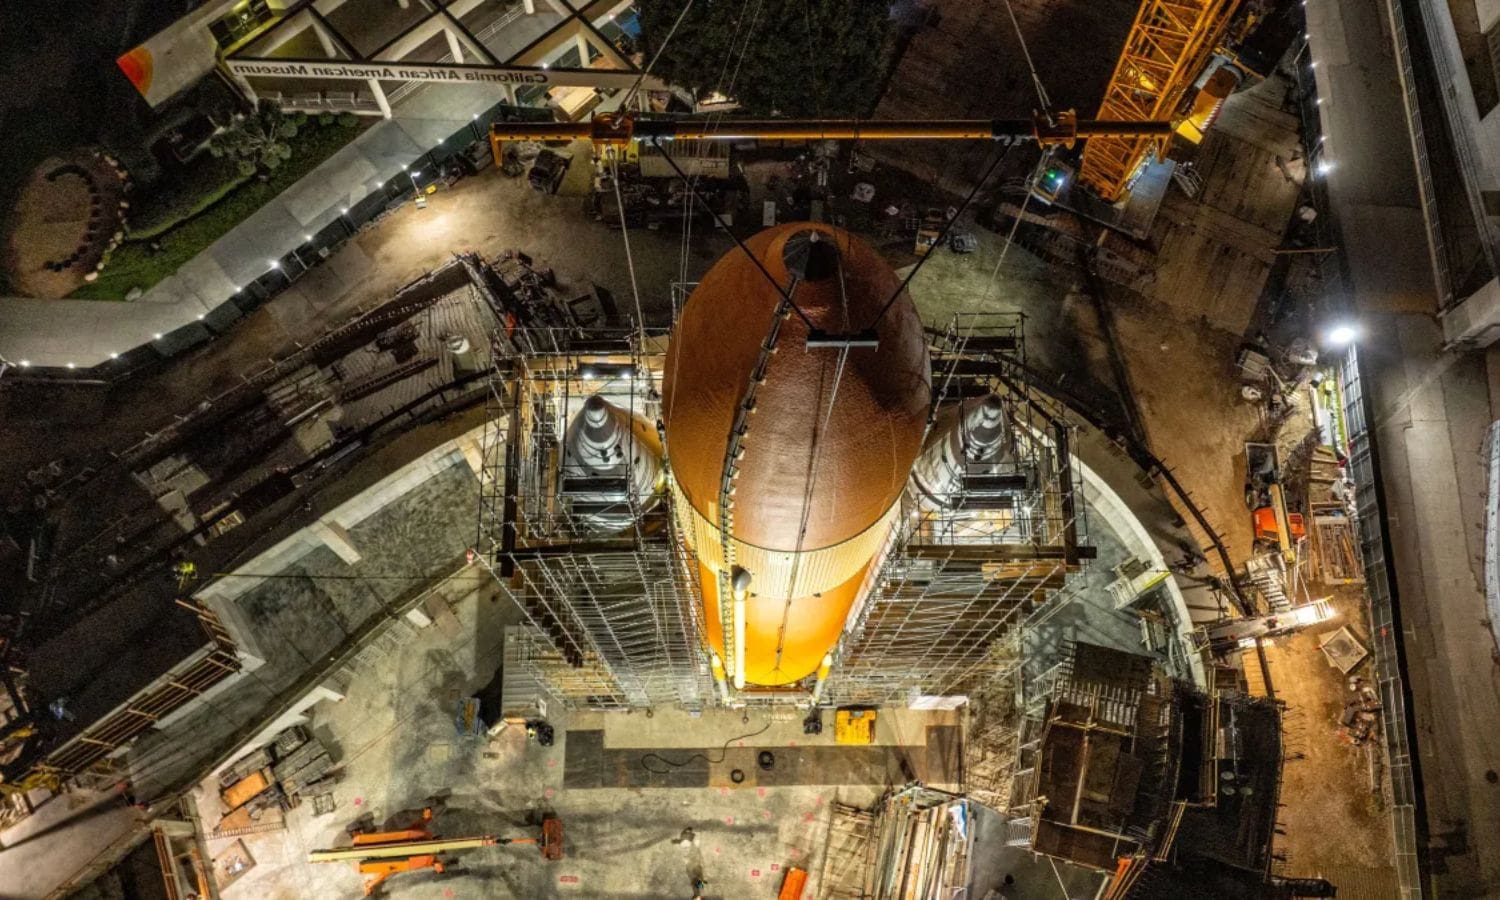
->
<box><xmin>173</xmin><ymin>560</ymin><xmax>197</xmax><ymax>590</ymax></box>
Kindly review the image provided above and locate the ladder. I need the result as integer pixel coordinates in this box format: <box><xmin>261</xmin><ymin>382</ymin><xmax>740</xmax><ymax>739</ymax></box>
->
<box><xmin>1245</xmin><ymin>554</ymin><xmax>1291</xmax><ymax>614</ymax></box>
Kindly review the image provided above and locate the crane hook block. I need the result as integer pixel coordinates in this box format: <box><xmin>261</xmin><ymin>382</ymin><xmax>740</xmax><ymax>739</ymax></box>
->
<box><xmin>1033</xmin><ymin>110</ymin><xmax>1078</xmax><ymax>148</ymax></box>
<box><xmin>591</xmin><ymin>113</ymin><xmax>635</xmax><ymax>146</ymax></box>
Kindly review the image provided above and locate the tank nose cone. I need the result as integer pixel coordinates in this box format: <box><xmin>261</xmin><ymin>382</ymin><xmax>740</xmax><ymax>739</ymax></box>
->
<box><xmin>969</xmin><ymin>395</ymin><xmax>1007</xmax><ymax>447</ymax></box>
<box><xmin>583</xmin><ymin>394</ymin><xmax>611</xmax><ymax>429</ymax></box>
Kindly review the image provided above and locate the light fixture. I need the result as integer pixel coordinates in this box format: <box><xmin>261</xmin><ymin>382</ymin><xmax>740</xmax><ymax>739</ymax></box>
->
<box><xmin>66</xmin><ymin>362</ymin><xmax>75</xmax><ymax>369</ymax></box>
<box><xmin>269</xmin><ymin>260</ymin><xmax>280</xmax><ymax>268</ymax></box>
<box><xmin>402</xmin><ymin>163</ymin><xmax>408</xmax><ymax>171</ymax></box>
<box><xmin>341</xmin><ymin>206</ymin><xmax>349</xmax><ymax>214</ymax></box>
<box><xmin>109</xmin><ymin>352</ymin><xmax>119</xmax><ymax>359</ymax></box>
<box><xmin>197</xmin><ymin>313</ymin><xmax>205</xmax><ymax>320</ymax></box>
<box><xmin>472</xmin><ymin>113</ymin><xmax>479</xmax><ymax>120</ymax></box>
<box><xmin>731</xmin><ymin>566</ymin><xmax>751</xmax><ymax>690</ymax></box>
<box><xmin>304</xmin><ymin>233</ymin><xmax>313</xmax><ymax>242</ymax></box>
<box><xmin>541</xmin><ymin>62</ymin><xmax>549</xmax><ymax>69</ymax></box>
<box><xmin>1325</xmin><ymin>322</ymin><xmax>1360</xmax><ymax>346</ymax></box>
<box><xmin>1309</xmin><ymin>61</ymin><xmax>1318</xmax><ymax>68</ymax></box>
<box><xmin>1315</xmin><ymin>98</ymin><xmax>1323</xmax><ymax>105</ymax></box>
<box><xmin>18</xmin><ymin>360</ymin><xmax>29</xmax><ymax>367</ymax></box>
<box><xmin>153</xmin><ymin>332</ymin><xmax>162</xmax><ymax>340</ymax></box>
<box><xmin>1316</xmin><ymin>161</ymin><xmax>1334</xmax><ymax>176</ymax></box>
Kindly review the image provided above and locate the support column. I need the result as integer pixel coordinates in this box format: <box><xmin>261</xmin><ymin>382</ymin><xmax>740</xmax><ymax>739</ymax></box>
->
<box><xmin>444</xmin><ymin>27</ymin><xmax>465</xmax><ymax>63</ymax></box>
<box><xmin>457</xmin><ymin>435</ymin><xmax>487</xmax><ymax>476</ymax></box>
<box><xmin>523</xmin><ymin>0</ymin><xmax>535</xmax><ymax>13</ymax></box>
<box><xmin>310</xmin><ymin>518</ymin><xmax>362</xmax><ymax>565</ymax></box>
<box><xmin>575</xmin><ymin>32</ymin><xmax>591</xmax><ymax>65</ymax></box>
<box><xmin>312</xmin><ymin>21</ymin><xmax>338</xmax><ymax>58</ymax></box>
<box><xmin>502</xmin><ymin>83</ymin><xmax>516</xmax><ymax>106</ymax></box>
<box><xmin>370</xmin><ymin>79</ymin><xmax>392</xmax><ymax>118</ymax></box>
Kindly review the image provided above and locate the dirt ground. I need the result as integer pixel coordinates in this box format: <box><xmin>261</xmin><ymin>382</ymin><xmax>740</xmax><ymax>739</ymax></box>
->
<box><xmin>1264</xmin><ymin>588</ymin><xmax>1400</xmax><ymax>898</ymax></box>
<box><xmin>1108</xmin><ymin>296</ymin><xmax>1264</xmax><ymax>565</ymax></box>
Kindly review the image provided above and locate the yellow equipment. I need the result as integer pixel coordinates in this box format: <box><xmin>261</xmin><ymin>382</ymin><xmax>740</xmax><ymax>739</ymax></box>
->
<box><xmin>834</xmin><ymin>708</ymin><xmax>877</xmax><ymax>745</ymax></box>
<box><xmin>1079</xmin><ymin>0</ymin><xmax>1241</xmax><ymax>200</ymax></box>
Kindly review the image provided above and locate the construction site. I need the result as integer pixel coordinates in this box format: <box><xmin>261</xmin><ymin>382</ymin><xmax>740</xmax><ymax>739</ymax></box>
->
<box><xmin>0</xmin><ymin>0</ymin><xmax>1441</xmax><ymax>898</ymax></box>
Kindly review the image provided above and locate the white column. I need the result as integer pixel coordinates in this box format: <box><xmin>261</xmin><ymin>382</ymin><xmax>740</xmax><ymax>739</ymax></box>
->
<box><xmin>310</xmin><ymin>518</ymin><xmax>362</xmax><ymax>565</ymax></box>
<box><xmin>523</xmin><ymin>0</ymin><xmax>535</xmax><ymax>13</ymax></box>
<box><xmin>444</xmin><ymin>27</ymin><xmax>465</xmax><ymax>63</ymax></box>
<box><xmin>457</xmin><ymin>435</ymin><xmax>486</xmax><ymax>476</ymax></box>
<box><xmin>313</xmin><ymin>21</ymin><xmax>338</xmax><ymax>58</ymax></box>
<box><xmin>369</xmin><ymin>79</ymin><xmax>392</xmax><ymax>118</ymax></box>
<box><xmin>502</xmin><ymin>83</ymin><xmax>516</xmax><ymax>106</ymax></box>
<box><xmin>575</xmin><ymin>32</ymin><xmax>591</xmax><ymax>66</ymax></box>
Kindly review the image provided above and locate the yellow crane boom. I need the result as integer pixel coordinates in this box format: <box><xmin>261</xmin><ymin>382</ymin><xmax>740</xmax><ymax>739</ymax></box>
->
<box><xmin>1079</xmin><ymin>0</ymin><xmax>1241</xmax><ymax>200</ymax></box>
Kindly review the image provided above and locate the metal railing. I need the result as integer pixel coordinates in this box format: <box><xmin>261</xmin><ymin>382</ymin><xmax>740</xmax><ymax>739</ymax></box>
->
<box><xmin>1368</xmin><ymin>0</ymin><xmax>1455</xmax><ymax>307</ymax></box>
<box><xmin>1336</xmin><ymin>347</ymin><xmax>1425</xmax><ymax>898</ymax></box>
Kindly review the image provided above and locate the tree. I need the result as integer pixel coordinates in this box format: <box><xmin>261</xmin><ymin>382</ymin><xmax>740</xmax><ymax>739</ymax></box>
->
<box><xmin>638</xmin><ymin>0</ymin><xmax>893</xmax><ymax>117</ymax></box>
<box><xmin>207</xmin><ymin>100</ymin><xmax>307</xmax><ymax>178</ymax></box>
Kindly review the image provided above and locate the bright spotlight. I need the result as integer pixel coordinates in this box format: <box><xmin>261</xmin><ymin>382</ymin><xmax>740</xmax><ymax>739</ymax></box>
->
<box><xmin>1325</xmin><ymin>323</ymin><xmax>1360</xmax><ymax>346</ymax></box>
<box><xmin>1316</xmin><ymin>161</ymin><xmax>1334</xmax><ymax>176</ymax></box>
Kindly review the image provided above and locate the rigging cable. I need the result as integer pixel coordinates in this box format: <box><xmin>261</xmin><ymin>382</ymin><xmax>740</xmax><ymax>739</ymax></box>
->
<box><xmin>865</xmin><ymin>141</ymin><xmax>1015</xmax><ymax>330</ymax></box>
<box><xmin>639</xmin><ymin>721</ymin><xmax>773</xmax><ymax>774</ymax></box>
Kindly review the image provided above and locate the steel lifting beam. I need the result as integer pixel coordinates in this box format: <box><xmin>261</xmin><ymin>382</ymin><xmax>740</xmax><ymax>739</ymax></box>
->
<box><xmin>490</xmin><ymin>111</ymin><xmax>1172</xmax><ymax>148</ymax></box>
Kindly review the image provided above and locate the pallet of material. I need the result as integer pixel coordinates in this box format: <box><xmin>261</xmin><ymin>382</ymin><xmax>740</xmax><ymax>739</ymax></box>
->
<box><xmin>218</xmin><ymin>747</ymin><xmax>273</xmax><ymax>791</ymax></box>
<box><xmin>278</xmin><ymin>753</ymin><xmax>334</xmax><ymax>799</ymax></box>
<box><xmin>1311</xmin><ymin>503</ymin><xmax>1363</xmax><ymax>584</ymax></box>
<box><xmin>273</xmin><ymin>725</ymin><xmax>309</xmax><ymax>759</ymax></box>
<box><xmin>220</xmin><ymin>768</ymin><xmax>274</xmax><ymax>810</ymax></box>
<box><xmin>271</xmin><ymin>737</ymin><xmax>324</xmax><ymax>783</ymax></box>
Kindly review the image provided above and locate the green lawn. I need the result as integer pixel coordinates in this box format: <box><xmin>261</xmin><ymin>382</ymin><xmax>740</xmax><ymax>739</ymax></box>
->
<box><xmin>70</xmin><ymin>119</ymin><xmax>365</xmax><ymax>300</ymax></box>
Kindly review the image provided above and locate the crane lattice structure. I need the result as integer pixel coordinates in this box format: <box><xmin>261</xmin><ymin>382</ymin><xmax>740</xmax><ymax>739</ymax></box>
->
<box><xmin>1079</xmin><ymin>0</ymin><xmax>1240</xmax><ymax>200</ymax></box>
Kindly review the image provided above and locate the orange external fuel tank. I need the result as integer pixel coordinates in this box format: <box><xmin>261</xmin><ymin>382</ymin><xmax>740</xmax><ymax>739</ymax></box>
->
<box><xmin>662</xmin><ymin>223</ymin><xmax>931</xmax><ymax>686</ymax></box>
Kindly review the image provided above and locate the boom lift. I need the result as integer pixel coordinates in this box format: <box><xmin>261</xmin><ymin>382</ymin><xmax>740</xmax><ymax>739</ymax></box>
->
<box><xmin>308</xmin><ymin>807</ymin><xmax>563</xmax><ymax>895</ymax></box>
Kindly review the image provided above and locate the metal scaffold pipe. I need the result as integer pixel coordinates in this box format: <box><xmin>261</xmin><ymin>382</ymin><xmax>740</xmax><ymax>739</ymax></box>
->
<box><xmin>308</xmin><ymin>836</ymin><xmax>497</xmax><ymax>862</ymax></box>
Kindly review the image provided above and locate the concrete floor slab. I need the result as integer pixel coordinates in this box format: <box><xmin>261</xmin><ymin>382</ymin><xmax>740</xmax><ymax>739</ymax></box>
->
<box><xmin>194</xmin><ymin>586</ymin><xmax>883</xmax><ymax>899</ymax></box>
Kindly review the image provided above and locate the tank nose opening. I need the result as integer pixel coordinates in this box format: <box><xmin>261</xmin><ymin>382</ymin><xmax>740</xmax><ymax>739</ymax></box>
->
<box><xmin>965</xmin><ymin>394</ymin><xmax>1009</xmax><ymax>458</ymax></box>
<box><xmin>782</xmin><ymin>229</ymin><xmax>840</xmax><ymax>282</ymax></box>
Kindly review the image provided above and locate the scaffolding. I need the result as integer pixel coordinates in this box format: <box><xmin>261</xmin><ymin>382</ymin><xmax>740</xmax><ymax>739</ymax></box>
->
<box><xmin>476</xmin><ymin>312</ymin><xmax>1092</xmax><ymax>711</ymax></box>
<box><xmin>475</xmin><ymin>327</ymin><xmax>711</xmax><ymax>710</ymax></box>
<box><xmin>826</xmin><ymin>314</ymin><xmax>1092</xmax><ymax>706</ymax></box>
<box><xmin>1006</xmin><ymin>642</ymin><xmax>1183</xmax><ymax>872</ymax></box>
